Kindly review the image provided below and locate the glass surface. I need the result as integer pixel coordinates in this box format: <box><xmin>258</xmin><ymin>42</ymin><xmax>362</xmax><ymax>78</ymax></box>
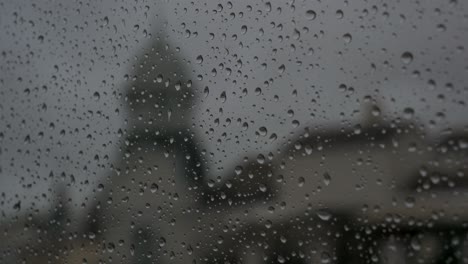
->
<box><xmin>1</xmin><ymin>1</ymin><xmax>468</xmax><ymax>263</ymax></box>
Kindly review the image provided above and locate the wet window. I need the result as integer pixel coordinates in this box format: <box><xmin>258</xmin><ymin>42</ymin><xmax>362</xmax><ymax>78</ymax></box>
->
<box><xmin>1</xmin><ymin>1</ymin><xmax>468</xmax><ymax>263</ymax></box>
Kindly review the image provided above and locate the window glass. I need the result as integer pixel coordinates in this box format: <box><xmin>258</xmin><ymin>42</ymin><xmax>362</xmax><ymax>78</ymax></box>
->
<box><xmin>1</xmin><ymin>1</ymin><xmax>468</xmax><ymax>263</ymax></box>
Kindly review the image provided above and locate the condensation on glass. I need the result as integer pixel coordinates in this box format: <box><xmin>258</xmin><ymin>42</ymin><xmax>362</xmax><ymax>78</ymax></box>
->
<box><xmin>1</xmin><ymin>0</ymin><xmax>468</xmax><ymax>263</ymax></box>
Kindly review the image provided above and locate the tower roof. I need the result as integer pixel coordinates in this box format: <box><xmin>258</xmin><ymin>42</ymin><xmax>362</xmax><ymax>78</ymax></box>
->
<box><xmin>124</xmin><ymin>30</ymin><xmax>196</xmax><ymax>133</ymax></box>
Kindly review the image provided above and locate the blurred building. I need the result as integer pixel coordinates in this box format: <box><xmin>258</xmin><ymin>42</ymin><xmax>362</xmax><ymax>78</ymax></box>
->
<box><xmin>217</xmin><ymin>113</ymin><xmax>468</xmax><ymax>263</ymax></box>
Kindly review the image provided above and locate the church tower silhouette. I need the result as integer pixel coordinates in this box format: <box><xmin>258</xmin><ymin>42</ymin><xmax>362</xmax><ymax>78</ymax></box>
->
<box><xmin>86</xmin><ymin>27</ymin><xmax>211</xmax><ymax>263</ymax></box>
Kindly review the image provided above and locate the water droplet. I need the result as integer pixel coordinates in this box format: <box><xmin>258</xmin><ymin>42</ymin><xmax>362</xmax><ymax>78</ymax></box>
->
<box><xmin>343</xmin><ymin>33</ymin><xmax>352</xmax><ymax>44</ymax></box>
<box><xmin>174</xmin><ymin>82</ymin><xmax>181</xmax><ymax>91</ymax></box>
<box><xmin>305</xmin><ymin>10</ymin><xmax>316</xmax><ymax>20</ymax></box>
<box><xmin>280</xmin><ymin>235</ymin><xmax>287</xmax><ymax>243</ymax></box>
<box><xmin>269</xmin><ymin>133</ymin><xmax>277</xmax><ymax>141</ymax></box>
<box><xmin>401</xmin><ymin>52</ymin><xmax>413</xmax><ymax>64</ymax></box>
<box><xmin>336</xmin><ymin>10</ymin><xmax>344</xmax><ymax>19</ymax></box>
<box><xmin>292</xmin><ymin>120</ymin><xmax>300</xmax><ymax>128</ymax></box>
<box><xmin>411</xmin><ymin>237</ymin><xmax>421</xmax><ymax>251</ymax></box>
<box><xmin>241</xmin><ymin>25</ymin><xmax>247</xmax><ymax>34</ymax></box>
<box><xmin>298</xmin><ymin>176</ymin><xmax>305</xmax><ymax>187</ymax></box>
<box><xmin>258</xmin><ymin>126</ymin><xmax>268</xmax><ymax>136</ymax></box>
<box><xmin>257</xmin><ymin>154</ymin><xmax>265</xmax><ymax>164</ymax></box>
<box><xmin>371</xmin><ymin>105</ymin><xmax>381</xmax><ymax>116</ymax></box>
<box><xmin>323</xmin><ymin>172</ymin><xmax>331</xmax><ymax>186</ymax></box>
<box><xmin>93</xmin><ymin>92</ymin><xmax>100</xmax><ymax>101</ymax></box>
<box><xmin>220</xmin><ymin>91</ymin><xmax>226</xmax><ymax>103</ymax></box>
<box><xmin>278</xmin><ymin>64</ymin><xmax>286</xmax><ymax>74</ymax></box>
<box><xmin>403</xmin><ymin>107</ymin><xmax>414</xmax><ymax>119</ymax></box>
<box><xmin>196</xmin><ymin>55</ymin><xmax>203</xmax><ymax>64</ymax></box>
<box><xmin>255</xmin><ymin>87</ymin><xmax>262</xmax><ymax>95</ymax></box>
<box><xmin>107</xmin><ymin>242</ymin><xmax>115</xmax><ymax>253</ymax></box>
<box><xmin>317</xmin><ymin>209</ymin><xmax>331</xmax><ymax>221</ymax></box>
<box><xmin>159</xmin><ymin>237</ymin><xmax>166</xmax><ymax>247</ymax></box>
<box><xmin>321</xmin><ymin>251</ymin><xmax>331</xmax><ymax>263</ymax></box>
<box><xmin>405</xmin><ymin>196</ymin><xmax>415</xmax><ymax>208</ymax></box>
<box><xmin>353</xmin><ymin>124</ymin><xmax>362</xmax><ymax>135</ymax></box>
<box><xmin>13</xmin><ymin>201</ymin><xmax>21</xmax><ymax>211</ymax></box>
<box><xmin>150</xmin><ymin>183</ymin><xmax>158</xmax><ymax>193</ymax></box>
<box><xmin>234</xmin><ymin>166</ymin><xmax>243</xmax><ymax>175</ymax></box>
<box><xmin>305</xmin><ymin>144</ymin><xmax>313</xmax><ymax>155</ymax></box>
